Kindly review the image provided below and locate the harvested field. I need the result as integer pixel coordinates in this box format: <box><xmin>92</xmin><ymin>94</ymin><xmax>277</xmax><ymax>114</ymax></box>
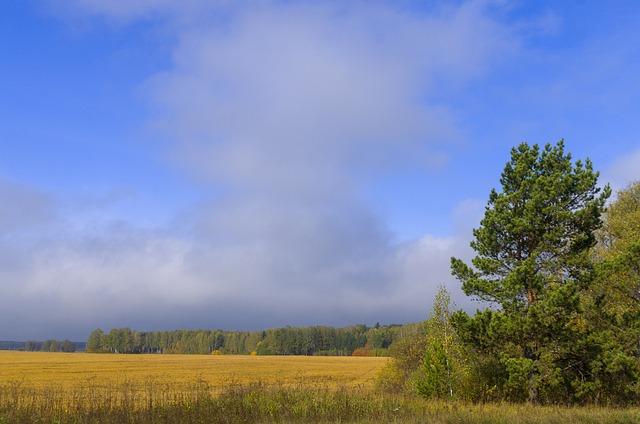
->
<box><xmin>3</xmin><ymin>351</ymin><xmax>640</xmax><ymax>423</ymax></box>
<box><xmin>0</xmin><ymin>351</ymin><xmax>386</xmax><ymax>392</ymax></box>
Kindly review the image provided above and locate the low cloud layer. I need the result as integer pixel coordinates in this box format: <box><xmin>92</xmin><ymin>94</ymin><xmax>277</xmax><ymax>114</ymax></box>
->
<box><xmin>1</xmin><ymin>195</ymin><xmax>478</xmax><ymax>340</ymax></box>
<box><xmin>1</xmin><ymin>1</ymin><xmax>547</xmax><ymax>340</ymax></box>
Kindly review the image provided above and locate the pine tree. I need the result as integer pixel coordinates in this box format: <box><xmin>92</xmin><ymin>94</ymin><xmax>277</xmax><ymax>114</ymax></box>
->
<box><xmin>451</xmin><ymin>140</ymin><xmax>609</xmax><ymax>403</ymax></box>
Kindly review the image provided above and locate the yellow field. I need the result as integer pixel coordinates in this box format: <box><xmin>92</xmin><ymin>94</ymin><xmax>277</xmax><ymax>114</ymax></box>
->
<box><xmin>0</xmin><ymin>351</ymin><xmax>387</xmax><ymax>392</ymax></box>
<box><xmin>3</xmin><ymin>351</ymin><xmax>640</xmax><ymax>423</ymax></box>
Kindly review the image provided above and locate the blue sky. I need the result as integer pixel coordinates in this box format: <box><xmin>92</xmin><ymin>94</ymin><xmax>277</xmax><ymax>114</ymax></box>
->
<box><xmin>1</xmin><ymin>0</ymin><xmax>639</xmax><ymax>341</ymax></box>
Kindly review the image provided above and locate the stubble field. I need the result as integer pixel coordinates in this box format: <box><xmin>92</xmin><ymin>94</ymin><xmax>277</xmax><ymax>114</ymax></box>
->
<box><xmin>0</xmin><ymin>350</ymin><xmax>385</xmax><ymax>392</ymax></box>
<box><xmin>2</xmin><ymin>351</ymin><xmax>640</xmax><ymax>423</ymax></box>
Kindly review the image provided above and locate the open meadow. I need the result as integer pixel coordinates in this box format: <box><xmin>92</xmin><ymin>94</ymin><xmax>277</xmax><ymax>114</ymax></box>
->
<box><xmin>2</xmin><ymin>351</ymin><xmax>640</xmax><ymax>423</ymax></box>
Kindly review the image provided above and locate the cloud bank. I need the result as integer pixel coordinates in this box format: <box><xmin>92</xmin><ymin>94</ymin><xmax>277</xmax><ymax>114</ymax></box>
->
<box><xmin>2</xmin><ymin>1</ymin><xmax>517</xmax><ymax>340</ymax></box>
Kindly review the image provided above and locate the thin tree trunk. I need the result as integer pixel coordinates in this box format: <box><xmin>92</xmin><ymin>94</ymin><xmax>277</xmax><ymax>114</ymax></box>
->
<box><xmin>529</xmin><ymin>374</ymin><xmax>539</xmax><ymax>404</ymax></box>
<box><xmin>525</xmin><ymin>344</ymin><xmax>539</xmax><ymax>405</ymax></box>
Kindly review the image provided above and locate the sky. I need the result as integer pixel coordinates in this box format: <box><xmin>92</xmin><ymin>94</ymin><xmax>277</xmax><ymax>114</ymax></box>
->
<box><xmin>1</xmin><ymin>0</ymin><xmax>640</xmax><ymax>341</ymax></box>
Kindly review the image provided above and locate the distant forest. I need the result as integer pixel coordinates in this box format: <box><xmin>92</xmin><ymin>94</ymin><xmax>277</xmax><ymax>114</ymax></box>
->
<box><xmin>0</xmin><ymin>340</ymin><xmax>85</xmax><ymax>352</ymax></box>
<box><xmin>0</xmin><ymin>322</ymin><xmax>420</xmax><ymax>356</ymax></box>
<box><xmin>85</xmin><ymin>323</ymin><xmax>423</xmax><ymax>356</ymax></box>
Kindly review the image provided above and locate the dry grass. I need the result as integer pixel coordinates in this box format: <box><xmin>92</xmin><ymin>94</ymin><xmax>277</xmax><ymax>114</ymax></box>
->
<box><xmin>2</xmin><ymin>351</ymin><xmax>640</xmax><ymax>423</ymax></box>
<box><xmin>0</xmin><ymin>351</ymin><xmax>386</xmax><ymax>392</ymax></box>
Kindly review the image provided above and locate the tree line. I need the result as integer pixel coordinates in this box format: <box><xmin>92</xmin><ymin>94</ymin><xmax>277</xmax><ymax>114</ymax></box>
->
<box><xmin>380</xmin><ymin>141</ymin><xmax>640</xmax><ymax>406</ymax></box>
<box><xmin>23</xmin><ymin>339</ymin><xmax>78</xmax><ymax>352</ymax></box>
<box><xmin>86</xmin><ymin>323</ymin><xmax>418</xmax><ymax>356</ymax></box>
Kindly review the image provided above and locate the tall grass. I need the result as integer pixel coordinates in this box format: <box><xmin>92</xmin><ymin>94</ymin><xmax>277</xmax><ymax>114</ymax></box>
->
<box><xmin>2</xmin><ymin>379</ymin><xmax>640</xmax><ymax>423</ymax></box>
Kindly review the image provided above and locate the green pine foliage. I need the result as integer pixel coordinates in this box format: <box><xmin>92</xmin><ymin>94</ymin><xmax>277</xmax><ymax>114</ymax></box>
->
<box><xmin>378</xmin><ymin>143</ymin><xmax>640</xmax><ymax>406</ymax></box>
<box><xmin>448</xmin><ymin>141</ymin><xmax>640</xmax><ymax>406</ymax></box>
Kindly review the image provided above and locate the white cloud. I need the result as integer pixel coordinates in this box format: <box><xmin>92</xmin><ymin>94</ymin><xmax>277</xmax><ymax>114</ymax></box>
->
<box><xmin>3</xmin><ymin>1</ymin><xmax>518</xmax><ymax>339</ymax></box>
<box><xmin>139</xmin><ymin>1</ymin><xmax>509</xmax><ymax>314</ymax></box>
